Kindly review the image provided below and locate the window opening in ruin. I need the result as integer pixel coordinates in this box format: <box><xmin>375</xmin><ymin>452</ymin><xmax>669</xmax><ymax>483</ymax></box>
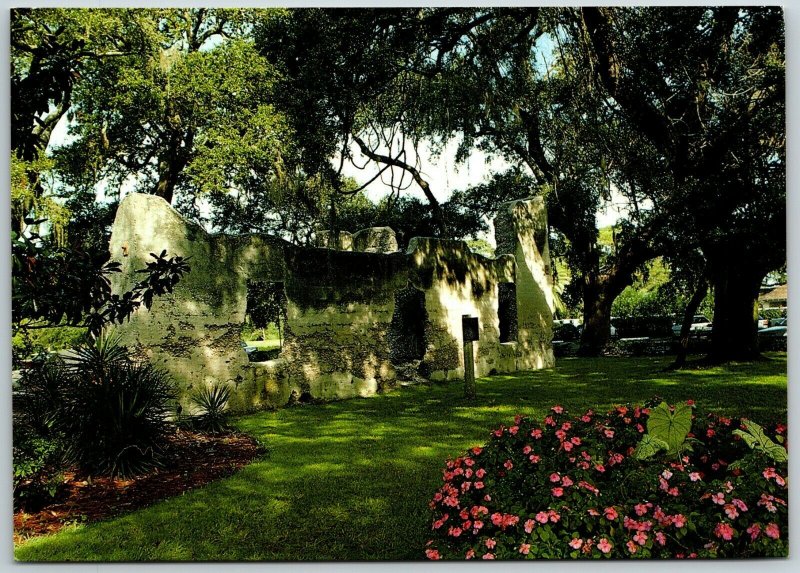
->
<box><xmin>498</xmin><ymin>282</ymin><xmax>518</xmax><ymax>343</ymax></box>
<box><xmin>243</xmin><ymin>280</ymin><xmax>287</xmax><ymax>361</ymax></box>
<box><xmin>389</xmin><ymin>285</ymin><xmax>427</xmax><ymax>364</ymax></box>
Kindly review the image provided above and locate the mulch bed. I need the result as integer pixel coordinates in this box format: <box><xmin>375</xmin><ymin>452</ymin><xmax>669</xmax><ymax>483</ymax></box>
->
<box><xmin>13</xmin><ymin>429</ymin><xmax>265</xmax><ymax>544</ymax></box>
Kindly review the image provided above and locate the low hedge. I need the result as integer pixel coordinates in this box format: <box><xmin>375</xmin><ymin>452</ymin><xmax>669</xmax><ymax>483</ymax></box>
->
<box><xmin>425</xmin><ymin>399</ymin><xmax>787</xmax><ymax>559</ymax></box>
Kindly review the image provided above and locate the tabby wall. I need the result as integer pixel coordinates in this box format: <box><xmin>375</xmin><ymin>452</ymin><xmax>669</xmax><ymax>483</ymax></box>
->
<box><xmin>108</xmin><ymin>193</ymin><xmax>554</xmax><ymax>412</ymax></box>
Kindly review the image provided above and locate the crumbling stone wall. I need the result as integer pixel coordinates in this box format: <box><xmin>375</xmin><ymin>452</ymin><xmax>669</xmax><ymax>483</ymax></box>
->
<box><xmin>108</xmin><ymin>193</ymin><xmax>554</xmax><ymax>412</ymax></box>
<box><xmin>494</xmin><ymin>196</ymin><xmax>556</xmax><ymax>370</ymax></box>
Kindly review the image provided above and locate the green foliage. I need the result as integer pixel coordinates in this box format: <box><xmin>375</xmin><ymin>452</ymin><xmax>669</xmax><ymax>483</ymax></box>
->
<box><xmin>12</xmin><ymin>227</ymin><xmax>190</xmax><ymax>340</ymax></box>
<box><xmin>733</xmin><ymin>420</ymin><xmax>788</xmax><ymax>463</ymax></box>
<box><xmin>246</xmin><ymin>281</ymin><xmax>287</xmax><ymax>348</ymax></box>
<box><xmin>14</xmin><ymin>336</ymin><xmax>177</xmax><ymax>479</ymax></box>
<box><xmin>188</xmin><ymin>383</ymin><xmax>233</xmax><ymax>434</ymax></box>
<box><xmin>426</xmin><ymin>402</ymin><xmax>788</xmax><ymax>559</ymax></box>
<box><xmin>636</xmin><ymin>401</ymin><xmax>693</xmax><ymax>459</ymax></box>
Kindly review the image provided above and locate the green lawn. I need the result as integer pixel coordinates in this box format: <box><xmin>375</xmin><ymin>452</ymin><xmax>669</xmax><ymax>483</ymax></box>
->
<box><xmin>15</xmin><ymin>353</ymin><xmax>787</xmax><ymax>561</ymax></box>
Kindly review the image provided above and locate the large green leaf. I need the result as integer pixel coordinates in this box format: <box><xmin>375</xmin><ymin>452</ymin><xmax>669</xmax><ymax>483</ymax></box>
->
<box><xmin>646</xmin><ymin>401</ymin><xmax>693</xmax><ymax>455</ymax></box>
<box><xmin>733</xmin><ymin>420</ymin><xmax>788</xmax><ymax>463</ymax></box>
<box><xmin>633</xmin><ymin>433</ymin><xmax>669</xmax><ymax>460</ymax></box>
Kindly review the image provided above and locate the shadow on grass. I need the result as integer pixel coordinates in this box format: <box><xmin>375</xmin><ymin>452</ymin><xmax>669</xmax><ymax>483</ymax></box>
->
<box><xmin>15</xmin><ymin>353</ymin><xmax>787</xmax><ymax>561</ymax></box>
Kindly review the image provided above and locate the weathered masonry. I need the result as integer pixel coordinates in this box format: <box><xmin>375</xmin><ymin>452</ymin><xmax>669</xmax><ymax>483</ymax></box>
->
<box><xmin>109</xmin><ymin>193</ymin><xmax>555</xmax><ymax>412</ymax></box>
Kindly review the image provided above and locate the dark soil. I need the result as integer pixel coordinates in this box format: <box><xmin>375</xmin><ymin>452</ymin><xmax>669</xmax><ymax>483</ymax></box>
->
<box><xmin>13</xmin><ymin>429</ymin><xmax>265</xmax><ymax>544</ymax></box>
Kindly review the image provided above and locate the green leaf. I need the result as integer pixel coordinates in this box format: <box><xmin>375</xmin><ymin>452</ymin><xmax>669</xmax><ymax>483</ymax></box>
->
<box><xmin>634</xmin><ymin>434</ymin><xmax>669</xmax><ymax>460</ymax></box>
<box><xmin>646</xmin><ymin>401</ymin><xmax>692</xmax><ymax>455</ymax></box>
<box><xmin>733</xmin><ymin>420</ymin><xmax>788</xmax><ymax>462</ymax></box>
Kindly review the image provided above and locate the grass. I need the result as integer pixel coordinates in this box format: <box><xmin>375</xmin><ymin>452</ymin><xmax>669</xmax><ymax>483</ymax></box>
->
<box><xmin>15</xmin><ymin>353</ymin><xmax>787</xmax><ymax>561</ymax></box>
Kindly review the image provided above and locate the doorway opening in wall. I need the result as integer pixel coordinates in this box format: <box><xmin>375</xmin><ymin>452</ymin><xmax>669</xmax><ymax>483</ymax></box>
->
<box><xmin>242</xmin><ymin>280</ymin><xmax>287</xmax><ymax>361</ymax></box>
<box><xmin>499</xmin><ymin>282</ymin><xmax>518</xmax><ymax>343</ymax></box>
<box><xmin>389</xmin><ymin>285</ymin><xmax>427</xmax><ymax>366</ymax></box>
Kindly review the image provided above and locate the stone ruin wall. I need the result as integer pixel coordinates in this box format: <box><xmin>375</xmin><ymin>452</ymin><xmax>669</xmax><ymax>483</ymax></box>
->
<box><xmin>108</xmin><ymin>193</ymin><xmax>554</xmax><ymax>413</ymax></box>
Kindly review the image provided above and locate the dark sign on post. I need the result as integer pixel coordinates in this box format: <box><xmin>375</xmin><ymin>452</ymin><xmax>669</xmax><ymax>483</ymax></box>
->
<box><xmin>462</xmin><ymin>315</ymin><xmax>478</xmax><ymax>399</ymax></box>
<box><xmin>462</xmin><ymin>316</ymin><xmax>479</xmax><ymax>342</ymax></box>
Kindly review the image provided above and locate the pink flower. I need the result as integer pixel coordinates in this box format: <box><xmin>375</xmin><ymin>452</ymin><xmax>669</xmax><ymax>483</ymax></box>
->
<box><xmin>535</xmin><ymin>511</ymin><xmax>549</xmax><ymax>524</ymax></box>
<box><xmin>544</xmin><ymin>416</ymin><xmax>556</xmax><ymax>427</ymax></box>
<box><xmin>474</xmin><ymin>481</ymin><xmax>484</xmax><ymax>489</ymax></box>
<box><xmin>529</xmin><ymin>454</ymin><xmax>541</xmax><ymax>463</ymax></box>
<box><xmin>587</xmin><ymin>508</ymin><xmax>600</xmax><ymax>517</ymax></box>
<box><xmin>448</xmin><ymin>526</ymin><xmax>462</xmax><ymax>537</ymax></box>
<box><xmin>732</xmin><ymin>498</ymin><xmax>748</xmax><ymax>512</ymax></box>
<box><xmin>571</xmin><ymin>436</ymin><xmax>582</xmax><ymax>445</ymax></box>
<box><xmin>747</xmin><ymin>523</ymin><xmax>761</xmax><ymax>540</ymax></box>
<box><xmin>425</xmin><ymin>548</ymin><xmax>440</xmax><ymax>560</ymax></box>
<box><xmin>689</xmin><ymin>472</ymin><xmax>702</xmax><ymax>482</ymax></box>
<box><xmin>524</xmin><ymin>519</ymin><xmax>535</xmax><ymax>533</ymax></box>
<box><xmin>672</xmin><ymin>514</ymin><xmax>687</xmax><ymax>528</ymax></box>
<box><xmin>562</xmin><ymin>441</ymin><xmax>574</xmax><ymax>452</ymax></box>
<box><xmin>569</xmin><ymin>538</ymin><xmax>583</xmax><ymax>549</ymax></box>
<box><xmin>491</xmin><ymin>513</ymin><xmax>503</xmax><ymax>526</ymax></box>
<box><xmin>519</xmin><ymin>543</ymin><xmax>531</xmax><ymax>555</ymax></box>
<box><xmin>662</xmin><ymin>469</ymin><xmax>673</xmax><ymax>480</ymax></box>
<box><xmin>476</xmin><ymin>468</ymin><xmax>486</xmax><ymax>478</ymax></box>
<box><xmin>604</xmin><ymin>507</ymin><xmax>618</xmax><ymax>520</ymax></box>
<box><xmin>604</xmin><ymin>429</ymin><xmax>615</xmax><ymax>439</ymax></box>
<box><xmin>464</xmin><ymin>468</ymin><xmax>473</xmax><ymax>479</ymax></box>
<box><xmin>634</xmin><ymin>503</ymin><xmax>649</xmax><ymax>516</ymax></box>
<box><xmin>485</xmin><ymin>538</ymin><xmax>496</xmax><ymax>549</ymax></box>
<box><xmin>493</xmin><ymin>427</ymin><xmax>504</xmax><ymax>437</ymax></box>
<box><xmin>552</xmin><ymin>405</ymin><xmax>564</xmax><ymax>414</ymax></box>
<box><xmin>465</xmin><ymin>548</ymin><xmax>475</xmax><ymax>559</ymax></box>
<box><xmin>724</xmin><ymin>504</ymin><xmax>739</xmax><ymax>520</ymax></box>
<box><xmin>633</xmin><ymin>531</ymin><xmax>648</xmax><ymax>546</ymax></box>
<box><xmin>561</xmin><ymin>476</ymin><xmax>574</xmax><ymax>487</ymax></box>
<box><xmin>762</xmin><ymin>467</ymin><xmax>777</xmax><ymax>479</ymax></box>
<box><xmin>482</xmin><ymin>553</ymin><xmax>495</xmax><ymax>560</ymax></box>
<box><xmin>552</xmin><ymin>487</ymin><xmax>564</xmax><ymax>497</ymax></box>
<box><xmin>472</xmin><ymin>446</ymin><xmax>482</xmax><ymax>455</ymax></box>
<box><xmin>765</xmin><ymin>523</ymin><xmax>781</xmax><ymax>540</ymax></box>
<box><xmin>555</xmin><ymin>429</ymin><xmax>567</xmax><ymax>441</ymax></box>
<box><xmin>594</xmin><ymin>464</ymin><xmax>606</xmax><ymax>473</ymax></box>
<box><xmin>550</xmin><ymin>472</ymin><xmax>561</xmax><ymax>483</ymax></box>
<box><xmin>626</xmin><ymin>540</ymin><xmax>638</xmax><ymax>554</ymax></box>
<box><xmin>509</xmin><ymin>425</ymin><xmax>519</xmax><ymax>435</ymax></box>
<box><xmin>548</xmin><ymin>510</ymin><xmax>561</xmax><ymax>523</ymax></box>
<box><xmin>655</xmin><ymin>531</ymin><xmax>666</xmax><ymax>546</ymax></box>
<box><xmin>714</xmin><ymin>522</ymin><xmax>735</xmax><ymax>541</ymax></box>
<box><xmin>581</xmin><ymin>414</ymin><xmax>592</xmax><ymax>423</ymax></box>
<box><xmin>472</xmin><ymin>520</ymin><xmax>483</xmax><ymax>531</ymax></box>
<box><xmin>597</xmin><ymin>538</ymin><xmax>613</xmax><ymax>554</ymax></box>
<box><xmin>504</xmin><ymin>459</ymin><xmax>514</xmax><ymax>470</ymax></box>
<box><xmin>711</xmin><ymin>492</ymin><xmax>725</xmax><ymax>505</ymax></box>
<box><xmin>531</xmin><ymin>428</ymin><xmax>543</xmax><ymax>439</ymax></box>
<box><xmin>522</xmin><ymin>445</ymin><xmax>532</xmax><ymax>454</ymax></box>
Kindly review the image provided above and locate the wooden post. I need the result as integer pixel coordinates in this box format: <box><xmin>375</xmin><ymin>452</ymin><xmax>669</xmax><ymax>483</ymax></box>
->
<box><xmin>463</xmin><ymin>339</ymin><xmax>475</xmax><ymax>399</ymax></box>
<box><xmin>462</xmin><ymin>315</ymin><xmax>479</xmax><ymax>399</ymax></box>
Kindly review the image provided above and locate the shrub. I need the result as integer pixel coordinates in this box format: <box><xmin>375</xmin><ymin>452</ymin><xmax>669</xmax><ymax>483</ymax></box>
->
<box><xmin>187</xmin><ymin>382</ymin><xmax>233</xmax><ymax>434</ymax></box>
<box><xmin>13</xmin><ymin>336</ymin><xmax>177</xmax><ymax>480</ymax></box>
<box><xmin>425</xmin><ymin>400</ymin><xmax>788</xmax><ymax>560</ymax></box>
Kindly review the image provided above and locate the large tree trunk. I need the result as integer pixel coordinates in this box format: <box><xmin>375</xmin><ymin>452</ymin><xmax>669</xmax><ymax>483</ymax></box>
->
<box><xmin>708</xmin><ymin>262</ymin><xmax>763</xmax><ymax>362</ymax></box>
<box><xmin>578</xmin><ymin>276</ymin><xmax>615</xmax><ymax>356</ymax></box>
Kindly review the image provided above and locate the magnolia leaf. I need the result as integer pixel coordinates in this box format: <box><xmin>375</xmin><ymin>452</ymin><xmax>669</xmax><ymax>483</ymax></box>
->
<box><xmin>634</xmin><ymin>434</ymin><xmax>669</xmax><ymax>460</ymax></box>
<box><xmin>646</xmin><ymin>401</ymin><xmax>693</xmax><ymax>455</ymax></box>
<box><xmin>733</xmin><ymin>420</ymin><xmax>788</xmax><ymax>463</ymax></box>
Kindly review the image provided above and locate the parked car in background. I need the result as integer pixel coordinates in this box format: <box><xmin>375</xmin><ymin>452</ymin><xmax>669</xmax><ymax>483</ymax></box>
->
<box><xmin>671</xmin><ymin>315</ymin><xmax>712</xmax><ymax>337</ymax></box>
<box><xmin>758</xmin><ymin>318</ymin><xmax>786</xmax><ymax>337</ymax></box>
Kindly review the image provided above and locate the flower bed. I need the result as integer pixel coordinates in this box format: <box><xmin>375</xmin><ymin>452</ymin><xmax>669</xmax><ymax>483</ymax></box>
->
<box><xmin>425</xmin><ymin>399</ymin><xmax>788</xmax><ymax>559</ymax></box>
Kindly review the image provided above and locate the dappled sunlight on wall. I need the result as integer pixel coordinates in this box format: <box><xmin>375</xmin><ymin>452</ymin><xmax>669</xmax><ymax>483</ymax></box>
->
<box><xmin>109</xmin><ymin>193</ymin><xmax>554</xmax><ymax>412</ymax></box>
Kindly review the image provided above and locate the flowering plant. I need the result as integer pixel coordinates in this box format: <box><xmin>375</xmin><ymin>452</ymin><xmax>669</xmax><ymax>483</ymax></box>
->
<box><xmin>425</xmin><ymin>399</ymin><xmax>787</xmax><ymax>559</ymax></box>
